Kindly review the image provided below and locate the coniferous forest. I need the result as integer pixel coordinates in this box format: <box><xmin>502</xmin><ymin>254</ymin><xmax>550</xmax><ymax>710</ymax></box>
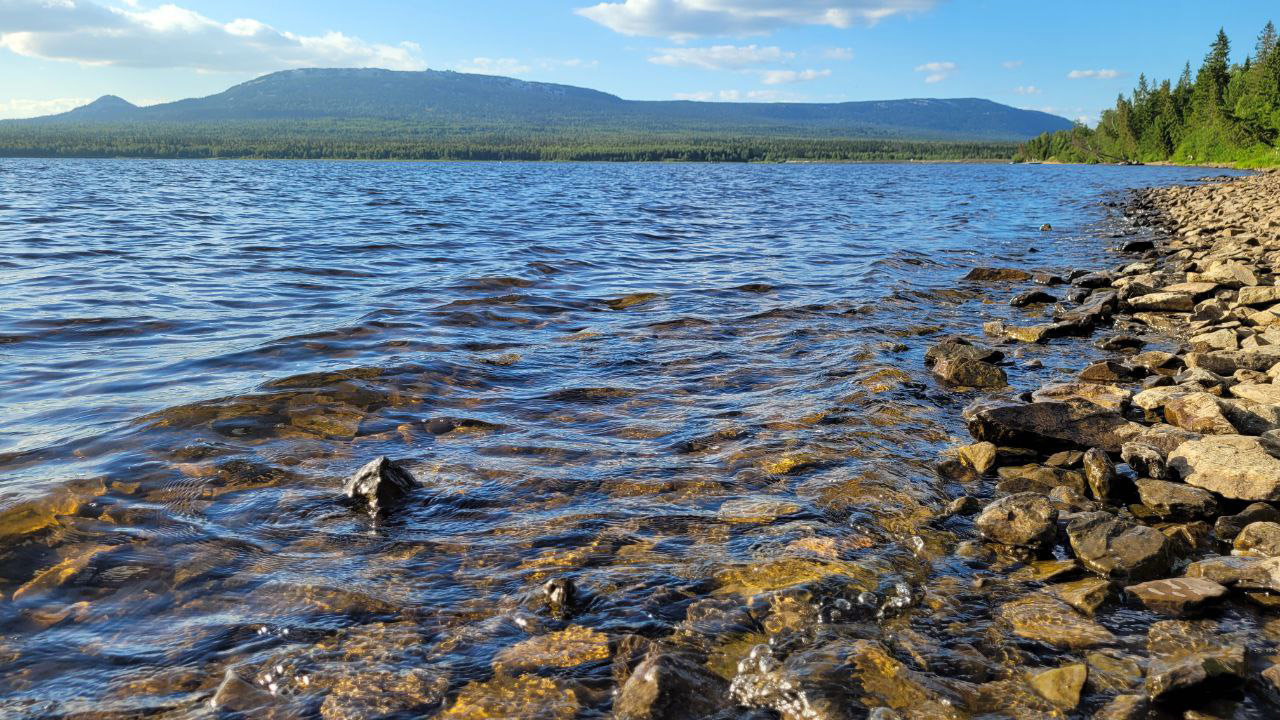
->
<box><xmin>1017</xmin><ymin>22</ymin><xmax>1280</xmax><ymax>167</ymax></box>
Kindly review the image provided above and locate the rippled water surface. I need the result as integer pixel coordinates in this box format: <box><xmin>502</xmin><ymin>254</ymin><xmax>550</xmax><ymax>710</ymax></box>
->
<box><xmin>0</xmin><ymin>160</ymin><xmax>1241</xmax><ymax>718</ymax></box>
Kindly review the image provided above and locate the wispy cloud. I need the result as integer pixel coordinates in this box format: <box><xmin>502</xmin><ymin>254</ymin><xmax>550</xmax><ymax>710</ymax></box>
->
<box><xmin>914</xmin><ymin>60</ymin><xmax>955</xmax><ymax>84</ymax></box>
<box><xmin>0</xmin><ymin>0</ymin><xmax>424</xmax><ymax>72</ymax></box>
<box><xmin>824</xmin><ymin>47</ymin><xmax>855</xmax><ymax>61</ymax></box>
<box><xmin>1068</xmin><ymin>69</ymin><xmax>1121</xmax><ymax>79</ymax></box>
<box><xmin>454</xmin><ymin>57</ymin><xmax>532</xmax><ymax>75</ymax></box>
<box><xmin>1013</xmin><ymin>85</ymin><xmax>1041</xmax><ymax>95</ymax></box>
<box><xmin>577</xmin><ymin>0</ymin><xmax>938</xmax><ymax>39</ymax></box>
<box><xmin>674</xmin><ymin>88</ymin><xmax>784</xmax><ymax>101</ymax></box>
<box><xmin>760</xmin><ymin>68</ymin><xmax>830</xmax><ymax>84</ymax></box>
<box><xmin>1002</xmin><ymin>60</ymin><xmax>1023</xmax><ymax>69</ymax></box>
<box><xmin>0</xmin><ymin>96</ymin><xmax>92</xmax><ymax>120</ymax></box>
<box><xmin>648</xmin><ymin>44</ymin><xmax>793</xmax><ymax>70</ymax></box>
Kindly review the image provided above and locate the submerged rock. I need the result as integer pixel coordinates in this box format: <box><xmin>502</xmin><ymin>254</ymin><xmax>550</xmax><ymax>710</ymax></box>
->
<box><xmin>1145</xmin><ymin>620</ymin><xmax>1245</xmax><ymax>701</ymax></box>
<box><xmin>999</xmin><ymin>593</ymin><xmax>1116</xmax><ymax>649</ymax></box>
<box><xmin>616</xmin><ymin>652</ymin><xmax>730</xmax><ymax>720</ymax></box>
<box><xmin>1027</xmin><ymin>663</ymin><xmax>1087</xmax><ymax>710</ymax></box>
<box><xmin>343</xmin><ymin>456</ymin><xmax>419</xmax><ymax>515</ymax></box>
<box><xmin>963</xmin><ymin>267</ymin><xmax>1032</xmax><ymax>283</ymax></box>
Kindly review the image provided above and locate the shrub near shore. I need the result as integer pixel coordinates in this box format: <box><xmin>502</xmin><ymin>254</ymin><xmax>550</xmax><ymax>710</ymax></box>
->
<box><xmin>1017</xmin><ymin>22</ymin><xmax>1280</xmax><ymax>168</ymax></box>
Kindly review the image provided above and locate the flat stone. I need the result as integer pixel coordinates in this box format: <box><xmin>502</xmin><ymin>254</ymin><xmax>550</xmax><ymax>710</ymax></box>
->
<box><xmin>442</xmin><ymin>674</ymin><xmax>580</xmax><ymax>719</ymax></box>
<box><xmin>1065</xmin><ymin>512</ymin><xmax>1175</xmax><ymax>583</ymax></box>
<box><xmin>1163</xmin><ymin>282</ymin><xmax>1219</xmax><ymax>297</ymax></box>
<box><xmin>975</xmin><ymin>493</ymin><xmax>1057</xmax><ymax>548</ymax></box>
<box><xmin>964</xmin><ymin>399</ymin><xmax>1142</xmax><ymax>453</ymax></box>
<box><xmin>1031</xmin><ymin>382</ymin><xmax>1131</xmax><ymax>412</ymax></box>
<box><xmin>995</xmin><ymin>464</ymin><xmax>1087</xmax><ymax>496</ymax></box>
<box><xmin>1093</xmin><ymin>695</ymin><xmax>1148</xmax><ymax>720</ymax></box>
<box><xmin>1189</xmin><ymin>328</ymin><xmax>1239</xmax><ymax>351</ymax></box>
<box><xmin>1169</xmin><ymin>435</ymin><xmax>1280</xmax><ymax>502</ymax></box>
<box><xmin>1128</xmin><ymin>292</ymin><xmax>1195</xmax><ymax>312</ymax></box>
<box><xmin>1080</xmin><ymin>360</ymin><xmax>1138</xmax><ymax>382</ymax></box>
<box><xmin>925</xmin><ymin>337</ymin><xmax>1004</xmax><ymax>367</ymax></box>
<box><xmin>1238</xmin><ymin>285</ymin><xmax>1280</xmax><ymax>306</ymax></box>
<box><xmin>1185</xmin><ymin>555</ymin><xmax>1267</xmax><ymax>585</ymax></box>
<box><xmin>1186</xmin><ymin>347</ymin><xmax>1280</xmax><ymax>375</ymax></box>
<box><xmin>1085</xmin><ymin>650</ymin><xmax>1145</xmax><ymax>694</ymax></box>
<box><xmin>1027</xmin><ymin>663</ymin><xmax>1087</xmax><ymax>710</ymax></box>
<box><xmin>964</xmin><ymin>267</ymin><xmax>1032</xmax><ymax>283</ymax></box>
<box><xmin>1125</xmin><ymin>577</ymin><xmax>1227</xmax><ymax>616</ymax></box>
<box><xmin>1133</xmin><ymin>479</ymin><xmax>1217</xmax><ymax>520</ymax></box>
<box><xmin>1229</xmin><ymin>383</ymin><xmax>1280</xmax><ymax>405</ymax></box>
<box><xmin>999</xmin><ymin>593</ymin><xmax>1116</xmax><ymax>649</ymax></box>
<box><xmin>1132</xmin><ymin>386</ymin><xmax>1187</xmax><ymax>412</ymax></box>
<box><xmin>1010</xmin><ymin>559</ymin><xmax>1079</xmax><ymax>583</ymax></box>
<box><xmin>1213</xmin><ymin>502</ymin><xmax>1280</xmax><ymax>540</ymax></box>
<box><xmin>1047</xmin><ymin>577</ymin><xmax>1111</xmax><ymax>615</ymax></box>
<box><xmin>716</xmin><ymin>497</ymin><xmax>803</xmax><ymax>523</ymax></box>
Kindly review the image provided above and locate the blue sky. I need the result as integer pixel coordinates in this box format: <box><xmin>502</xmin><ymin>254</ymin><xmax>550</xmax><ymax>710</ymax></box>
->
<box><xmin>1</xmin><ymin>1</ymin><xmax>1277</xmax><ymax>123</ymax></box>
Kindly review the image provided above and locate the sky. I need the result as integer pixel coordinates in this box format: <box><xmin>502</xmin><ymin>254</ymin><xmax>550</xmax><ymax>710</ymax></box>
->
<box><xmin>1</xmin><ymin>0</ymin><xmax>1278</xmax><ymax>123</ymax></box>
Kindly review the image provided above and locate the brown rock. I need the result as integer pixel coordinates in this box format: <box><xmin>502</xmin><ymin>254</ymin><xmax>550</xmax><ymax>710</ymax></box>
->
<box><xmin>1124</xmin><ymin>577</ymin><xmax>1227</xmax><ymax>616</ymax></box>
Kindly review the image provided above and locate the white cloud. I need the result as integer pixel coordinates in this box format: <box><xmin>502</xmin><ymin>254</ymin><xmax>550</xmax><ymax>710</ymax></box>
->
<box><xmin>0</xmin><ymin>96</ymin><xmax>92</xmax><ymax>119</ymax></box>
<box><xmin>0</xmin><ymin>0</ymin><xmax>425</xmax><ymax>72</ymax></box>
<box><xmin>760</xmin><ymin>68</ymin><xmax>830</xmax><ymax>84</ymax></box>
<box><xmin>539</xmin><ymin>58</ymin><xmax>599</xmax><ymax>69</ymax></box>
<box><xmin>454</xmin><ymin>57</ymin><xmax>532</xmax><ymax>75</ymax></box>
<box><xmin>576</xmin><ymin>0</ymin><xmax>937</xmax><ymax>38</ymax></box>
<box><xmin>1068</xmin><ymin>69</ymin><xmax>1121</xmax><ymax>79</ymax></box>
<box><xmin>1013</xmin><ymin>85</ymin><xmax>1040</xmax><ymax>95</ymax></box>
<box><xmin>674</xmin><ymin>88</ymin><xmax>784</xmax><ymax>101</ymax></box>
<box><xmin>914</xmin><ymin>60</ymin><xmax>954</xmax><ymax>83</ymax></box>
<box><xmin>648</xmin><ymin>44</ymin><xmax>792</xmax><ymax>70</ymax></box>
<box><xmin>824</xmin><ymin>47</ymin><xmax>854</xmax><ymax>60</ymax></box>
<box><xmin>1002</xmin><ymin>60</ymin><xmax>1023</xmax><ymax>69</ymax></box>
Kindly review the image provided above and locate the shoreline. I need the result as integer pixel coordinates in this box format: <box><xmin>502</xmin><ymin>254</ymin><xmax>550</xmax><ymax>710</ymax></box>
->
<box><xmin>930</xmin><ymin>168</ymin><xmax>1280</xmax><ymax>715</ymax></box>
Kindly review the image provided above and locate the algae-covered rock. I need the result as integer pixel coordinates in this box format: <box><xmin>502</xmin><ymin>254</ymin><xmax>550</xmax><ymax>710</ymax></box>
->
<box><xmin>491</xmin><ymin>625</ymin><xmax>610</xmax><ymax>674</ymax></box>
<box><xmin>999</xmin><ymin>593</ymin><xmax>1116</xmax><ymax>649</ymax></box>
<box><xmin>441</xmin><ymin>674</ymin><xmax>581</xmax><ymax>719</ymax></box>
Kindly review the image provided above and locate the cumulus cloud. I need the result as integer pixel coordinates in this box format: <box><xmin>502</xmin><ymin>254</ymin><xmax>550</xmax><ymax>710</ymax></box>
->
<box><xmin>0</xmin><ymin>96</ymin><xmax>92</xmax><ymax>119</ymax></box>
<box><xmin>576</xmin><ymin>0</ymin><xmax>937</xmax><ymax>38</ymax></box>
<box><xmin>454</xmin><ymin>57</ymin><xmax>532</xmax><ymax>75</ymax></box>
<box><xmin>1013</xmin><ymin>85</ymin><xmax>1040</xmax><ymax>95</ymax></box>
<box><xmin>760</xmin><ymin>68</ymin><xmax>830</xmax><ymax>84</ymax></box>
<box><xmin>824</xmin><ymin>47</ymin><xmax>854</xmax><ymax>60</ymax></box>
<box><xmin>0</xmin><ymin>0</ymin><xmax>425</xmax><ymax>72</ymax></box>
<box><xmin>914</xmin><ymin>60</ymin><xmax>954</xmax><ymax>83</ymax></box>
<box><xmin>648</xmin><ymin>44</ymin><xmax>792</xmax><ymax>70</ymax></box>
<box><xmin>1002</xmin><ymin>60</ymin><xmax>1023</xmax><ymax>69</ymax></box>
<box><xmin>1068</xmin><ymin>69</ymin><xmax>1121</xmax><ymax>79</ymax></box>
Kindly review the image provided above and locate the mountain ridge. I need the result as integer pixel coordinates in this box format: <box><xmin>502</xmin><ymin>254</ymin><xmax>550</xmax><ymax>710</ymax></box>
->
<box><xmin>10</xmin><ymin>68</ymin><xmax>1073</xmax><ymax>142</ymax></box>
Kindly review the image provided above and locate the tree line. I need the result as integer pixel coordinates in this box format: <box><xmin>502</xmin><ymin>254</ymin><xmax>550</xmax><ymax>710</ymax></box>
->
<box><xmin>1017</xmin><ymin>22</ymin><xmax>1280</xmax><ymax>166</ymax></box>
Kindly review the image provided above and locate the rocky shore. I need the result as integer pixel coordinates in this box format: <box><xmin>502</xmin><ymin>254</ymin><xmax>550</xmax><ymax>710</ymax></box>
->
<box><xmin>926</xmin><ymin>169</ymin><xmax>1280</xmax><ymax>717</ymax></box>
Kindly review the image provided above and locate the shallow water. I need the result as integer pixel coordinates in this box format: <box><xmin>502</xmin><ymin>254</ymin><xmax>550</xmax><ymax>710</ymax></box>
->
<box><xmin>0</xmin><ymin>160</ymin><xmax>1245</xmax><ymax>717</ymax></box>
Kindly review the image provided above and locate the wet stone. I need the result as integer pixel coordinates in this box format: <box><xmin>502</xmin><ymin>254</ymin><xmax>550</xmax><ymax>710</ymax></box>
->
<box><xmin>955</xmin><ymin>441</ymin><xmax>998</xmax><ymax>474</ymax></box>
<box><xmin>1094</xmin><ymin>694</ymin><xmax>1149</xmax><ymax>720</ymax></box>
<box><xmin>491</xmin><ymin>625</ymin><xmax>610</xmax><ymax>674</ymax></box>
<box><xmin>343</xmin><ymin>456</ymin><xmax>419</xmax><ymax>516</ymax></box>
<box><xmin>849</xmin><ymin>640</ymin><xmax>972</xmax><ymax>719</ymax></box>
<box><xmin>1085</xmin><ymin>649</ymin><xmax>1145</xmax><ymax>694</ymax></box>
<box><xmin>1121</xmin><ymin>442</ymin><xmax>1169</xmax><ymax>480</ymax></box>
<box><xmin>974</xmin><ymin>493</ymin><xmax>1057</xmax><ymax>548</ymax></box>
<box><xmin>441</xmin><ymin>674</ymin><xmax>581</xmax><ymax>719</ymax></box>
<box><xmin>1065</xmin><ymin>512</ymin><xmax>1175</xmax><ymax>584</ymax></box>
<box><xmin>1133</xmin><ymin>479</ymin><xmax>1218</xmax><ymax>521</ymax></box>
<box><xmin>319</xmin><ymin>668</ymin><xmax>448</xmax><ymax>720</ymax></box>
<box><xmin>964</xmin><ymin>267</ymin><xmax>1032</xmax><ymax>283</ymax></box>
<box><xmin>1080</xmin><ymin>360</ymin><xmax>1138</xmax><ymax>382</ymax></box>
<box><xmin>1232</xmin><ymin>521</ymin><xmax>1280</xmax><ymax>557</ymax></box>
<box><xmin>1125</xmin><ymin>577</ymin><xmax>1227</xmax><ymax>616</ymax></box>
<box><xmin>931</xmin><ymin>355</ymin><xmax>1007</xmax><ymax>389</ymax></box>
<box><xmin>616</xmin><ymin>651</ymin><xmax>731</xmax><ymax>720</ymax></box>
<box><xmin>1010</xmin><ymin>289</ymin><xmax>1056</xmax><ymax>307</ymax></box>
<box><xmin>717</xmin><ymin>497</ymin><xmax>804</xmax><ymax>523</ymax></box>
<box><xmin>1163</xmin><ymin>392</ymin><xmax>1237</xmax><ymax>435</ymax></box>
<box><xmin>964</xmin><ymin>398</ymin><xmax>1141</xmax><ymax>453</ymax></box>
<box><xmin>995</xmin><ymin>464</ymin><xmax>1087</xmax><ymax>496</ymax></box>
<box><xmin>999</xmin><ymin>592</ymin><xmax>1116</xmax><ymax>649</ymax></box>
<box><xmin>1213</xmin><ymin>502</ymin><xmax>1280</xmax><ymax>540</ymax></box>
<box><xmin>1083</xmin><ymin>448</ymin><xmax>1117</xmax><ymax>501</ymax></box>
<box><xmin>1184</xmin><ymin>555</ymin><xmax>1266</xmax><ymax>586</ymax></box>
<box><xmin>1145</xmin><ymin>620</ymin><xmax>1245</xmax><ymax>701</ymax></box>
<box><xmin>1045</xmin><ymin>450</ymin><xmax>1083</xmax><ymax>468</ymax></box>
<box><xmin>1010</xmin><ymin>559</ymin><xmax>1079</xmax><ymax>583</ymax></box>
<box><xmin>1047</xmin><ymin>576</ymin><xmax>1111</xmax><ymax>615</ymax></box>
<box><xmin>1027</xmin><ymin>662</ymin><xmax>1086</xmax><ymax>710</ymax></box>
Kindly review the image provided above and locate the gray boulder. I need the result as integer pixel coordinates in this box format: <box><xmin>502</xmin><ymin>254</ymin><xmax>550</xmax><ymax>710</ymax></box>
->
<box><xmin>343</xmin><ymin>456</ymin><xmax>419</xmax><ymax>516</ymax></box>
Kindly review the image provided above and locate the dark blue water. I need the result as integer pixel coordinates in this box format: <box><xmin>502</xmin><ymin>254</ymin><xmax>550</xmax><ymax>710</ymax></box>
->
<box><xmin>0</xmin><ymin>160</ymin><xmax>1239</xmax><ymax>717</ymax></box>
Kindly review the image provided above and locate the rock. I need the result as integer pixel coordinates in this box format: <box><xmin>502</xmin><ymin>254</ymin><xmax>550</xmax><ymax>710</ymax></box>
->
<box><xmin>1045</xmin><ymin>450</ymin><xmax>1084</xmax><ymax>468</ymax></box>
<box><xmin>1228</xmin><ymin>383</ymin><xmax>1280</xmax><ymax>405</ymax></box>
<box><xmin>944</xmin><ymin>495</ymin><xmax>981</xmax><ymax>516</ymax></box>
<box><xmin>999</xmin><ymin>321</ymin><xmax>1088</xmax><ymax>344</ymax></box>
<box><xmin>1095</xmin><ymin>334</ymin><xmax>1146</xmax><ymax>352</ymax></box>
<box><xmin>924</xmin><ymin>337</ymin><xmax>1004</xmax><ymax>367</ymax></box>
<box><xmin>615</xmin><ymin>652</ymin><xmax>731</xmax><ymax>720</ymax></box>
<box><xmin>1169</xmin><ymin>435</ymin><xmax>1280</xmax><ymax>502</ymax></box>
<box><xmin>211</xmin><ymin>668</ymin><xmax>290</xmax><ymax>717</ymax></box>
<box><xmin>956</xmin><ymin>441</ymin><xmax>998</xmax><ymax>474</ymax></box>
<box><xmin>1127</xmin><ymin>292</ymin><xmax>1195</xmax><ymax>312</ymax></box>
<box><xmin>1185</xmin><ymin>555</ymin><xmax>1267</xmax><ymax>585</ymax></box>
<box><xmin>1080</xmin><ymin>360</ymin><xmax>1138</xmax><ymax>382</ymax></box>
<box><xmin>932</xmin><ymin>355</ymin><xmax>1008</xmax><ymax>389</ymax></box>
<box><xmin>1213</xmin><ymin>502</ymin><xmax>1280</xmax><ymax>540</ymax></box>
<box><xmin>1186</xmin><ymin>347</ymin><xmax>1280</xmax><ymax>375</ymax></box>
<box><xmin>1234</xmin><ymin>556</ymin><xmax>1280</xmax><ymax>592</ymax></box>
<box><xmin>1121</xmin><ymin>239</ymin><xmax>1155</xmax><ymax>252</ymax></box>
<box><xmin>1047</xmin><ymin>577</ymin><xmax>1111</xmax><ymax>615</ymax></box>
<box><xmin>1074</xmin><ymin>272</ymin><xmax>1114</xmax><ymax>289</ymax></box>
<box><xmin>1189</xmin><ymin>328</ymin><xmax>1239</xmax><ymax>351</ymax></box>
<box><xmin>343</xmin><ymin>456</ymin><xmax>418</xmax><ymax>516</ymax></box>
<box><xmin>491</xmin><ymin>626</ymin><xmax>610</xmax><ymax>674</ymax></box>
<box><xmin>1202</xmin><ymin>260</ymin><xmax>1258</xmax><ymax>288</ymax></box>
<box><xmin>1057</xmin><ymin>290</ymin><xmax>1120</xmax><ymax>326</ymax></box>
<box><xmin>1027</xmin><ymin>663</ymin><xmax>1087</xmax><ymax>710</ymax></box>
<box><xmin>1065</xmin><ymin>512</ymin><xmax>1175</xmax><ymax>583</ymax></box>
<box><xmin>1083</xmin><ymin>448</ymin><xmax>1117</xmax><ymax>501</ymax></box>
<box><xmin>1124</xmin><ymin>577</ymin><xmax>1228</xmax><ymax>616</ymax></box>
<box><xmin>442</xmin><ymin>674</ymin><xmax>581</xmax><ymax>719</ymax></box>
<box><xmin>1164</xmin><ymin>281</ymin><xmax>1219</xmax><ymax>297</ymax></box>
<box><xmin>999</xmin><ymin>593</ymin><xmax>1116</xmax><ymax>649</ymax></box>
<box><xmin>1232</xmin><ymin>521</ymin><xmax>1280</xmax><ymax>557</ymax></box>
<box><xmin>1085</xmin><ymin>650</ymin><xmax>1144</xmax><ymax>694</ymax></box>
<box><xmin>1133</xmin><ymin>479</ymin><xmax>1217</xmax><ymax>520</ymax></box>
<box><xmin>1093</xmin><ymin>694</ymin><xmax>1149</xmax><ymax>720</ymax></box>
<box><xmin>1031</xmin><ymin>382</ymin><xmax>1131</xmax><ymax>412</ymax></box>
<box><xmin>1121</xmin><ymin>442</ymin><xmax>1168</xmax><ymax>480</ymax></box>
<box><xmin>1034</xmin><ymin>271</ymin><xmax>1067</xmax><ymax>285</ymax></box>
<box><xmin>974</xmin><ymin>493</ymin><xmax>1057</xmax><ymax>548</ymax></box>
<box><xmin>319</xmin><ymin>669</ymin><xmax>448</xmax><ymax>720</ymax></box>
<box><xmin>849</xmin><ymin>640</ymin><xmax>972</xmax><ymax>718</ymax></box>
<box><xmin>964</xmin><ymin>399</ymin><xmax>1141</xmax><ymax>453</ymax></box>
<box><xmin>1163</xmin><ymin>393</ymin><xmax>1237</xmax><ymax>435</ymax></box>
<box><xmin>1040</xmin><ymin>223</ymin><xmax>1052</xmax><ymax>232</ymax></box>
<box><xmin>964</xmin><ymin>267</ymin><xmax>1032</xmax><ymax>283</ymax></box>
<box><xmin>1011</xmin><ymin>290</ymin><xmax>1056</xmax><ymax>307</ymax></box>
<box><xmin>1145</xmin><ymin>620</ymin><xmax>1245</xmax><ymax>701</ymax></box>
<box><xmin>1130</xmin><ymin>350</ymin><xmax>1182</xmax><ymax>373</ymax></box>
<box><xmin>1237</xmin><ymin>285</ymin><xmax>1280</xmax><ymax>306</ymax></box>
<box><xmin>995</xmin><ymin>464</ymin><xmax>1087</xmax><ymax>496</ymax></box>
<box><xmin>717</xmin><ymin>497</ymin><xmax>803</xmax><ymax>523</ymax></box>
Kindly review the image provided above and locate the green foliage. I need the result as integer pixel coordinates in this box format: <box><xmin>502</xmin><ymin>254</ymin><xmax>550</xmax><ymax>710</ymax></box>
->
<box><xmin>1016</xmin><ymin>22</ymin><xmax>1280</xmax><ymax>166</ymax></box>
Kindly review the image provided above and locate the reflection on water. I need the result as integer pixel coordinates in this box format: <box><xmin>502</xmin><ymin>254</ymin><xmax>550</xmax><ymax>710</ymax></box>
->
<box><xmin>0</xmin><ymin>160</ymin><xmax>1237</xmax><ymax>717</ymax></box>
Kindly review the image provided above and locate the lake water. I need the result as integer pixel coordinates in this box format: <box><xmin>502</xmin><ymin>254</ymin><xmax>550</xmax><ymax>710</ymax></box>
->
<box><xmin>0</xmin><ymin>160</ymin><xmax>1239</xmax><ymax>717</ymax></box>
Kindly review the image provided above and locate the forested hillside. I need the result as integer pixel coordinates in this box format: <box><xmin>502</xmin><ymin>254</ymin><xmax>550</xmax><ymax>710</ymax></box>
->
<box><xmin>1016</xmin><ymin>23</ymin><xmax>1280</xmax><ymax>167</ymax></box>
